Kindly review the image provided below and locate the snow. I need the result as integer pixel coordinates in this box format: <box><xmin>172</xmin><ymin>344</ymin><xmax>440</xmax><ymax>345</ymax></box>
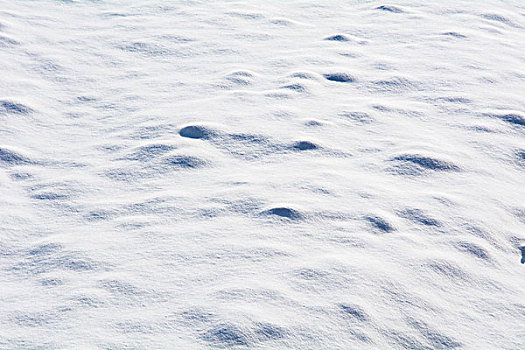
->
<box><xmin>1</xmin><ymin>0</ymin><xmax>524</xmax><ymax>348</ymax></box>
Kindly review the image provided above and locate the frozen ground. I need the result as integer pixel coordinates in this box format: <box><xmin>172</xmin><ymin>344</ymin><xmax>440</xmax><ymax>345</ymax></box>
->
<box><xmin>1</xmin><ymin>0</ymin><xmax>525</xmax><ymax>348</ymax></box>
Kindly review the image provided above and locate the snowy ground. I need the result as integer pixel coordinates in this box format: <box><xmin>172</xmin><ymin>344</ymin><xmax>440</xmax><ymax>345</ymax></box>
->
<box><xmin>1</xmin><ymin>0</ymin><xmax>524</xmax><ymax>349</ymax></box>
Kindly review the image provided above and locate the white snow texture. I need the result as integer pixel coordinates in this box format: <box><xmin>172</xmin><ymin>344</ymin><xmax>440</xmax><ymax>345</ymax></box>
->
<box><xmin>1</xmin><ymin>0</ymin><xmax>524</xmax><ymax>349</ymax></box>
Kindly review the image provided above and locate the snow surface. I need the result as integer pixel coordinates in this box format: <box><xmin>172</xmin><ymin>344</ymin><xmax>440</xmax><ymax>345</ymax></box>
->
<box><xmin>1</xmin><ymin>0</ymin><xmax>525</xmax><ymax>348</ymax></box>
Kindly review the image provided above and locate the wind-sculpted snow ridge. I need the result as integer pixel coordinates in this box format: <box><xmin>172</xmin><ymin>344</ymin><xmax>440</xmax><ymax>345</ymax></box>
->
<box><xmin>0</xmin><ymin>0</ymin><xmax>524</xmax><ymax>349</ymax></box>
